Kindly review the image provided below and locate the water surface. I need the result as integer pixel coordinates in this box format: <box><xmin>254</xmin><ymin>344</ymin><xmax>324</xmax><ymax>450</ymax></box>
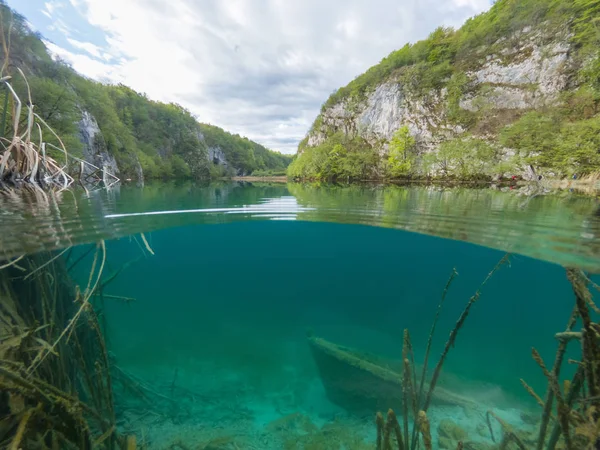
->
<box><xmin>2</xmin><ymin>181</ymin><xmax>600</xmax><ymax>271</ymax></box>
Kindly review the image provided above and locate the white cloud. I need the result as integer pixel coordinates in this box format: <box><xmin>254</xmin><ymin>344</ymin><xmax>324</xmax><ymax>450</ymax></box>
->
<box><xmin>44</xmin><ymin>40</ymin><xmax>119</xmax><ymax>81</ymax></box>
<box><xmin>43</xmin><ymin>1</ymin><xmax>66</xmax><ymax>18</ymax></box>
<box><xmin>66</xmin><ymin>37</ymin><xmax>104</xmax><ymax>59</ymax></box>
<box><xmin>44</xmin><ymin>1</ymin><xmax>57</xmax><ymax>15</ymax></box>
<box><xmin>44</xmin><ymin>0</ymin><xmax>491</xmax><ymax>154</ymax></box>
<box><xmin>47</xmin><ymin>18</ymin><xmax>72</xmax><ymax>36</ymax></box>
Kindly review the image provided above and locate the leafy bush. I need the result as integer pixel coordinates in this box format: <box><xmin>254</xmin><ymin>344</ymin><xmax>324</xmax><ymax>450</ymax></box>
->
<box><xmin>423</xmin><ymin>137</ymin><xmax>507</xmax><ymax>179</ymax></box>
<box><xmin>500</xmin><ymin>111</ymin><xmax>600</xmax><ymax>176</ymax></box>
<box><xmin>287</xmin><ymin>133</ymin><xmax>378</xmax><ymax>181</ymax></box>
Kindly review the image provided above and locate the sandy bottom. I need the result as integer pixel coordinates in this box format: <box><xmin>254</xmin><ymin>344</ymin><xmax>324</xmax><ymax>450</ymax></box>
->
<box><xmin>113</xmin><ymin>359</ymin><xmax>537</xmax><ymax>450</ymax></box>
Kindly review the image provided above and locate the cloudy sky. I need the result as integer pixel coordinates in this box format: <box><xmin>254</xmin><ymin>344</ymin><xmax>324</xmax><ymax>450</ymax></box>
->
<box><xmin>13</xmin><ymin>0</ymin><xmax>491</xmax><ymax>154</ymax></box>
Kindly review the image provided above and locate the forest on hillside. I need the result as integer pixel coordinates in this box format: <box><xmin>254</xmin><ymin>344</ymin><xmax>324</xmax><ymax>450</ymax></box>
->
<box><xmin>0</xmin><ymin>1</ymin><xmax>291</xmax><ymax>180</ymax></box>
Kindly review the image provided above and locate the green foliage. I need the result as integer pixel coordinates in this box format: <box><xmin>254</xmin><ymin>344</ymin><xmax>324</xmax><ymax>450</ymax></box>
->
<box><xmin>200</xmin><ymin>123</ymin><xmax>291</xmax><ymax>176</ymax></box>
<box><xmin>554</xmin><ymin>117</ymin><xmax>600</xmax><ymax>174</ymax></box>
<box><xmin>9</xmin><ymin>75</ymin><xmax>83</xmax><ymax>156</ymax></box>
<box><xmin>287</xmin><ymin>133</ymin><xmax>378</xmax><ymax>181</ymax></box>
<box><xmin>573</xmin><ymin>0</ymin><xmax>600</xmax><ymax>48</ymax></box>
<box><xmin>424</xmin><ymin>137</ymin><xmax>508</xmax><ymax>179</ymax></box>
<box><xmin>560</xmin><ymin>86</ymin><xmax>600</xmax><ymax>119</ymax></box>
<box><xmin>446</xmin><ymin>72</ymin><xmax>474</xmax><ymax>126</ymax></box>
<box><xmin>0</xmin><ymin>2</ymin><xmax>53</xmax><ymax>75</ymax></box>
<box><xmin>386</xmin><ymin>126</ymin><xmax>416</xmax><ymax>177</ymax></box>
<box><xmin>500</xmin><ymin>111</ymin><xmax>600</xmax><ymax>176</ymax></box>
<box><xmin>303</xmin><ymin>0</ymin><xmax>600</xmax><ymax>181</ymax></box>
<box><xmin>499</xmin><ymin>111</ymin><xmax>558</xmax><ymax>161</ymax></box>
<box><xmin>0</xmin><ymin>0</ymin><xmax>283</xmax><ymax>180</ymax></box>
<box><xmin>170</xmin><ymin>154</ymin><xmax>192</xmax><ymax>178</ymax></box>
<box><xmin>251</xmin><ymin>169</ymin><xmax>288</xmax><ymax>177</ymax></box>
<box><xmin>209</xmin><ymin>162</ymin><xmax>235</xmax><ymax>179</ymax></box>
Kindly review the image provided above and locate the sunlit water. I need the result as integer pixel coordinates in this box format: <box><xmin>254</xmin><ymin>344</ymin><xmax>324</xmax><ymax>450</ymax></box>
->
<box><xmin>2</xmin><ymin>181</ymin><xmax>600</xmax><ymax>449</ymax></box>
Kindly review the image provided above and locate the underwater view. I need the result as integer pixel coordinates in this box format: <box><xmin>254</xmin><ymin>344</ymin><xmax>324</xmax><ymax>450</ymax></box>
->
<box><xmin>1</xmin><ymin>182</ymin><xmax>600</xmax><ymax>449</ymax></box>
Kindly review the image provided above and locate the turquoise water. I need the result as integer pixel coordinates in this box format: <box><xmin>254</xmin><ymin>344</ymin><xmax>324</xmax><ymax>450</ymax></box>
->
<box><xmin>100</xmin><ymin>221</ymin><xmax>574</xmax><ymax>394</ymax></box>
<box><xmin>3</xmin><ymin>182</ymin><xmax>600</xmax><ymax>449</ymax></box>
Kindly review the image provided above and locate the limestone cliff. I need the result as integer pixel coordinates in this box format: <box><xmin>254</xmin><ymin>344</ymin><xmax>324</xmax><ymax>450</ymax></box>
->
<box><xmin>293</xmin><ymin>0</ymin><xmax>600</xmax><ymax>180</ymax></box>
<box><xmin>78</xmin><ymin>110</ymin><xmax>121</xmax><ymax>182</ymax></box>
<box><xmin>306</xmin><ymin>29</ymin><xmax>572</xmax><ymax>165</ymax></box>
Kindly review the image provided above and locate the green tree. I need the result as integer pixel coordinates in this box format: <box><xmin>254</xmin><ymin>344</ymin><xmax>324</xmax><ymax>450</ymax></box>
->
<box><xmin>170</xmin><ymin>155</ymin><xmax>191</xmax><ymax>178</ymax></box>
<box><xmin>387</xmin><ymin>126</ymin><xmax>416</xmax><ymax>177</ymax></box>
<box><xmin>499</xmin><ymin>112</ymin><xmax>560</xmax><ymax>170</ymax></box>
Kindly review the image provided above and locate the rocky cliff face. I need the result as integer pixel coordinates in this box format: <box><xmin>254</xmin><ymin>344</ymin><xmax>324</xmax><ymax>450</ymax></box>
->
<box><xmin>460</xmin><ymin>30</ymin><xmax>571</xmax><ymax>111</ymax></box>
<box><xmin>208</xmin><ymin>146</ymin><xmax>229</xmax><ymax>168</ymax></box>
<box><xmin>306</xmin><ymin>28</ymin><xmax>573</xmax><ymax>159</ymax></box>
<box><xmin>77</xmin><ymin>112</ymin><xmax>233</xmax><ymax>182</ymax></box>
<box><xmin>78</xmin><ymin>110</ymin><xmax>121</xmax><ymax>182</ymax></box>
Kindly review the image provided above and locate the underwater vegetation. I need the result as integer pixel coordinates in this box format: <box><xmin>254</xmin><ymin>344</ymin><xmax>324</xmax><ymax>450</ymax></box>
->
<box><xmin>1</xmin><ymin>244</ymin><xmax>599</xmax><ymax>450</ymax></box>
<box><xmin>0</xmin><ymin>244</ymin><xmax>121</xmax><ymax>448</ymax></box>
<box><xmin>372</xmin><ymin>261</ymin><xmax>600</xmax><ymax>450</ymax></box>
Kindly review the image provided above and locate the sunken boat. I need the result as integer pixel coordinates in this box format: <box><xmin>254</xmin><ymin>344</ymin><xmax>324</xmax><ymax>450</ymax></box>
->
<box><xmin>308</xmin><ymin>335</ymin><xmax>478</xmax><ymax>415</ymax></box>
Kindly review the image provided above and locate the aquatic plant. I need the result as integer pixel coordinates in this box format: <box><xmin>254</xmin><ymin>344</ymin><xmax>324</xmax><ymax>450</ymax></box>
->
<box><xmin>0</xmin><ymin>73</ymin><xmax>70</xmax><ymax>187</ymax></box>
<box><xmin>516</xmin><ymin>268</ymin><xmax>600</xmax><ymax>450</ymax></box>
<box><xmin>376</xmin><ymin>254</ymin><xmax>511</xmax><ymax>450</ymax></box>
<box><xmin>0</xmin><ymin>238</ymin><xmax>159</xmax><ymax>449</ymax></box>
<box><xmin>0</xmin><ymin>245</ymin><xmax>123</xmax><ymax>448</ymax></box>
<box><xmin>370</xmin><ymin>258</ymin><xmax>600</xmax><ymax>450</ymax></box>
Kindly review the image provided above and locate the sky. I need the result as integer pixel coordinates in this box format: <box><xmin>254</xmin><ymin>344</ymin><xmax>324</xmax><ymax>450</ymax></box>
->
<box><xmin>11</xmin><ymin>0</ymin><xmax>492</xmax><ymax>154</ymax></box>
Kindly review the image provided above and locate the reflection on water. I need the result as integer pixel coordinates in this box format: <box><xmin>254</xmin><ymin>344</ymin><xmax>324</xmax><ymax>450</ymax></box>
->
<box><xmin>2</xmin><ymin>181</ymin><xmax>599</xmax><ymax>270</ymax></box>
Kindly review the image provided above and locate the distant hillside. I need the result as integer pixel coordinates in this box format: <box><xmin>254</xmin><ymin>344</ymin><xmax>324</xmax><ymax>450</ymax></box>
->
<box><xmin>199</xmin><ymin>123</ymin><xmax>292</xmax><ymax>178</ymax></box>
<box><xmin>0</xmin><ymin>1</ymin><xmax>291</xmax><ymax>181</ymax></box>
<box><xmin>291</xmin><ymin>0</ymin><xmax>600</xmax><ymax>182</ymax></box>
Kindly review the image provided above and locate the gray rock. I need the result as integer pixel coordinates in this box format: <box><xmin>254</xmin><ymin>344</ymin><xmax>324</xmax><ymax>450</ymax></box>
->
<box><xmin>78</xmin><ymin>110</ymin><xmax>119</xmax><ymax>182</ymax></box>
<box><xmin>208</xmin><ymin>146</ymin><xmax>229</xmax><ymax>167</ymax></box>
<box><xmin>438</xmin><ymin>419</ymin><xmax>468</xmax><ymax>441</ymax></box>
<box><xmin>302</xmin><ymin>26</ymin><xmax>574</xmax><ymax>178</ymax></box>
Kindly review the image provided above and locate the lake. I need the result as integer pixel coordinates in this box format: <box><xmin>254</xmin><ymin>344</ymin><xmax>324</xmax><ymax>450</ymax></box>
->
<box><xmin>1</xmin><ymin>181</ymin><xmax>599</xmax><ymax>449</ymax></box>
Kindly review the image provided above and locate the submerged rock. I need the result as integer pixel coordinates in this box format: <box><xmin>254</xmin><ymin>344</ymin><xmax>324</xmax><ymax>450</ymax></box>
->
<box><xmin>438</xmin><ymin>418</ymin><xmax>469</xmax><ymax>449</ymax></box>
<box><xmin>438</xmin><ymin>419</ymin><xmax>468</xmax><ymax>441</ymax></box>
<box><xmin>476</xmin><ymin>422</ymin><xmax>489</xmax><ymax>438</ymax></box>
